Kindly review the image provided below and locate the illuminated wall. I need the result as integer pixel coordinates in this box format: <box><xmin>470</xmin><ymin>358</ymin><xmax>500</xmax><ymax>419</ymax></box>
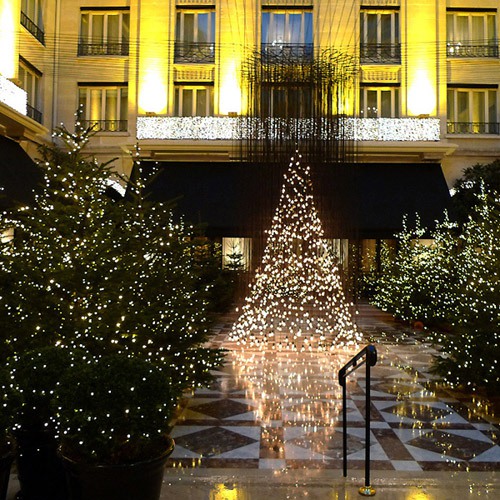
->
<box><xmin>0</xmin><ymin>0</ymin><xmax>20</xmax><ymax>78</ymax></box>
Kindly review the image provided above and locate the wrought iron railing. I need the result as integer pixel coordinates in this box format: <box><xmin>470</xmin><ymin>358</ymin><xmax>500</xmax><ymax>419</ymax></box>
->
<box><xmin>447</xmin><ymin>121</ymin><xmax>500</xmax><ymax>135</ymax></box>
<box><xmin>78</xmin><ymin>41</ymin><xmax>129</xmax><ymax>56</ymax></box>
<box><xmin>360</xmin><ymin>43</ymin><xmax>401</xmax><ymax>64</ymax></box>
<box><xmin>20</xmin><ymin>11</ymin><xmax>45</xmax><ymax>45</ymax></box>
<box><xmin>261</xmin><ymin>43</ymin><xmax>314</xmax><ymax>62</ymax></box>
<box><xmin>81</xmin><ymin>120</ymin><xmax>128</xmax><ymax>132</ymax></box>
<box><xmin>447</xmin><ymin>42</ymin><xmax>499</xmax><ymax>58</ymax></box>
<box><xmin>174</xmin><ymin>42</ymin><xmax>215</xmax><ymax>63</ymax></box>
<box><xmin>27</xmin><ymin>104</ymin><xmax>43</xmax><ymax>124</ymax></box>
<box><xmin>339</xmin><ymin>345</ymin><xmax>378</xmax><ymax>497</ymax></box>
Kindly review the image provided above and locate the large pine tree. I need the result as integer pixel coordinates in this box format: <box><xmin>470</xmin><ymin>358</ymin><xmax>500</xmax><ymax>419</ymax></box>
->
<box><xmin>230</xmin><ymin>153</ymin><xmax>361</xmax><ymax>350</ymax></box>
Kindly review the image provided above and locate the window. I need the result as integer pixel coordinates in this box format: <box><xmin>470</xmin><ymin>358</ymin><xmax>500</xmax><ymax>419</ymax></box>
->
<box><xmin>222</xmin><ymin>238</ymin><xmax>252</xmax><ymax>271</ymax></box>
<box><xmin>174</xmin><ymin>85</ymin><xmax>214</xmax><ymax>116</ymax></box>
<box><xmin>261</xmin><ymin>85</ymin><xmax>312</xmax><ymax>118</ymax></box>
<box><xmin>360</xmin><ymin>9</ymin><xmax>400</xmax><ymax>64</ymax></box>
<box><xmin>447</xmin><ymin>11</ymin><xmax>497</xmax><ymax>57</ymax></box>
<box><xmin>447</xmin><ymin>87</ymin><xmax>498</xmax><ymax>134</ymax></box>
<box><xmin>79</xmin><ymin>10</ymin><xmax>130</xmax><ymax>56</ymax></box>
<box><xmin>175</xmin><ymin>10</ymin><xmax>215</xmax><ymax>63</ymax></box>
<box><xmin>21</xmin><ymin>0</ymin><xmax>44</xmax><ymax>44</ymax></box>
<box><xmin>78</xmin><ymin>85</ymin><xmax>128</xmax><ymax>132</ymax></box>
<box><xmin>261</xmin><ymin>10</ymin><xmax>313</xmax><ymax>61</ymax></box>
<box><xmin>18</xmin><ymin>59</ymin><xmax>42</xmax><ymax>123</ymax></box>
<box><xmin>360</xmin><ymin>86</ymin><xmax>400</xmax><ymax>118</ymax></box>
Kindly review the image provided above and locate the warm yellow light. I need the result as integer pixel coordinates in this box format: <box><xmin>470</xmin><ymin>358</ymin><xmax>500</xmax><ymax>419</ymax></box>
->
<box><xmin>0</xmin><ymin>1</ymin><xmax>17</xmax><ymax>77</ymax></box>
<box><xmin>405</xmin><ymin>489</ymin><xmax>434</xmax><ymax>500</ymax></box>
<box><xmin>219</xmin><ymin>61</ymin><xmax>241</xmax><ymax>116</ymax></box>
<box><xmin>139</xmin><ymin>67</ymin><xmax>167</xmax><ymax>114</ymax></box>
<box><xmin>407</xmin><ymin>69</ymin><xmax>436</xmax><ymax>116</ymax></box>
<box><xmin>209</xmin><ymin>483</ymin><xmax>247</xmax><ymax>500</ymax></box>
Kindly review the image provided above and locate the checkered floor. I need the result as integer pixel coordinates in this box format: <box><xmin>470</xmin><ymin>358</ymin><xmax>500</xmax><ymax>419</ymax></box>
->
<box><xmin>166</xmin><ymin>303</ymin><xmax>500</xmax><ymax>471</ymax></box>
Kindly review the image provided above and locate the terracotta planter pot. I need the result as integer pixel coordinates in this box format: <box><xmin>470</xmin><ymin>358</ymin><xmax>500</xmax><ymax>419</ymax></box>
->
<box><xmin>14</xmin><ymin>429</ymin><xmax>68</xmax><ymax>500</ymax></box>
<box><xmin>61</xmin><ymin>438</ymin><xmax>174</xmax><ymax>500</ymax></box>
<box><xmin>0</xmin><ymin>448</ymin><xmax>14</xmax><ymax>500</ymax></box>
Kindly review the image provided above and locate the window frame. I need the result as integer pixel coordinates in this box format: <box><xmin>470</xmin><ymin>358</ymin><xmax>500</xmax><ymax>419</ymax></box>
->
<box><xmin>175</xmin><ymin>9</ymin><xmax>216</xmax><ymax>63</ymax></box>
<box><xmin>78</xmin><ymin>84</ymin><xmax>129</xmax><ymax>132</ymax></box>
<box><xmin>447</xmin><ymin>86</ymin><xmax>498</xmax><ymax>134</ymax></box>
<box><xmin>360</xmin><ymin>9</ymin><xmax>400</xmax><ymax>64</ymax></box>
<box><xmin>174</xmin><ymin>84</ymin><xmax>214</xmax><ymax>117</ymax></box>
<box><xmin>359</xmin><ymin>85</ymin><xmax>400</xmax><ymax>118</ymax></box>
<box><xmin>18</xmin><ymin>58</ymin><xmax>43</xmax><ymax>123</ymax></box>
<box><xmin>79</xmin><ymin>9</ymin><xmax>130</xmax><ymax>56</ymax></box>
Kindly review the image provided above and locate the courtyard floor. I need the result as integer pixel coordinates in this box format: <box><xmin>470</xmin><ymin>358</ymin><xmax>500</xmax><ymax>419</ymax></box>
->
<box><xmin>6</xmin><ymin>302</ymin><xmax>500</xmax><ymax>499</ymax></box>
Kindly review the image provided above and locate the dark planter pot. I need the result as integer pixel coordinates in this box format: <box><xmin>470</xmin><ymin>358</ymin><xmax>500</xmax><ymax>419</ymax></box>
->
<box><xmin>61</xmin><ymin>438</ymin><xmax>174</xmax><ymax>500</ymax></box>
<box><xmin>14</xmin><ymin>429</ymin><xmax>68</xmax><ymax>500</ymax></box>
<box><xmin>0</xmin><ymin>448</ymin><xmax>14</xmax><ymax>500</ymax></box>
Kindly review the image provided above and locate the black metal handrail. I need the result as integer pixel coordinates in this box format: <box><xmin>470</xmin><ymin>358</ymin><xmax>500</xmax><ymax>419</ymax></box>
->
<box><xmin>360</xmin><ymin>43</ymin><xmax>401</xmax><ymax>64</ymax></box>
<box><xmin>447</xmin><ymin>41</ymin><xmax>499</xmax><ymax>58</ymax></box>
<box><xmin>261</xmin><ymin>43</ymin><xmax>314</xmax><ymax>62</ymax></box>
<box><xmin>78</xmin><ymin>41</ymin><xmax>129</xmax><ymax>56</ymax></box>
<box><xmin>339</xmin><ymin>344</ymin><xmax>377</xmax><ymax>497</ymax></box>
<box><xmin>81</xmin><ymin>120</ymin><xmax>128</xmax><ymax>132</ymax></box>
<box><xmin>20</xmin><ymin>11</ymin><xmax>45</xmax><ymax>45</ymax></box>
<box><xmin>27</xmin><ymin>104</ymin><xmax>43</xmax><ymax>124</ymax></box>
<box><xmin>447</xmin><ymin>122</ymin><xmax>500</xmax><ymax>135</ymax></box>
<box><xmin>174</xmin><ymin>42</ymin><xmax>215</xmax><ymax>63</ymax></box>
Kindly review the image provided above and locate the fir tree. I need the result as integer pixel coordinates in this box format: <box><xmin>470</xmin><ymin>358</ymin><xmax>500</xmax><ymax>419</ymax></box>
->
<box><xmin>230</xmin><ymin>153</ymin><xmax>361</xmax><ymax>350</ymax></box>
<box><xmin>0</xmin><ymin>117</ymin><xmax>222</xmax><ymax>389</ymax></box>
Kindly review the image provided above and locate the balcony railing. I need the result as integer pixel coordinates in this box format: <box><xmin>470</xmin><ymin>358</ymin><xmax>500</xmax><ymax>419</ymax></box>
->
<box><xmin>447</xmin><ymin>122</ymin><xmax>500</xmax><ymax>135</ymax></box>
<box><xmin>20</xmin><ymin>11</ymin><xmax>45</xmax><ymax>45</ymax></box>
<box><xmin>136</xmin><ymin>116</ymin><xmax>441</xmax><ymax>141</ymax></box>
<box><xmin>360</xmin><ymin>43</ymin><xmax>401</xmax><ymax>64</ymax></box>
<box><xmin>78</xmin><ymin>41</ymin><xmax>129</xmax><ymax>56</ymax></box>
<box><xmin>174</xmin><ymin>42</ymin><xmax>215</xmax><ymax>64</ymax></box>
<box><xmin>27</xmin><ymin>104</ymin><xmax>43</xmax><ymax>124</ymax></box>
<box><xmin>261</xmin><ymin>43</ymin><xmax>314</xmax><ymax>63</ymax></box>
<box><xmin>82</xmin><ymin>120</ymin><xmax>128</xmax><ymax>132</ymax></box>
<box><xmin>447</xmin><ymin>42</ymin><xmax>499</xmax><ymax>58</ymax></box>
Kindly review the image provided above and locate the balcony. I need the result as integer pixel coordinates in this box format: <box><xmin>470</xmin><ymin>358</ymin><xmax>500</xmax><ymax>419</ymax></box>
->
<box><xmin>81</xmin><ymin>120</ymin><xmax>128</xmax><ymax>132</ymax></box>
<box><xmin>174</xmin><ymin>42</ymin><xmax>215</xmax><ymax>64</ymax></box>
<box><xmin>27</xmin><ymin>104</ymin><xmax>43</xmax><ymax>124</ymax></box>
<box><xmin>447</xmin><ymin>42</ymin><xmax>499</xmax><ymax>58</ymax></box>
<box><xmin>78</xmin><ymin>41</ymin><xmax>129</xmax><ymax>57</ymax></box>
<box><xmin>0</xmin><ymin>75</ymin><xmax>27</xmax><ymax>115</ymax></box>
<box><xmin>447</xmin><ymin>122</ymin><xmax>500</xmax><ymax>135</ymax></box>
<box><xmin>20</xmin><ymin>11</ymin><xmax>45</xmax><ymax>45</ymax></box>
<box><xmin>360</xmin><ymin>43</ymin><xmax>401</xmax><ymax>64</ymax></box>
<box><xmin>136</xmin><ymin>116</ymin><xmax>440</xmax><ymax>141</ymax></box>
<box><xmin>261</xmin><ymin>43</ymin><xmax>314</xmax><ymax>63</ymax></box>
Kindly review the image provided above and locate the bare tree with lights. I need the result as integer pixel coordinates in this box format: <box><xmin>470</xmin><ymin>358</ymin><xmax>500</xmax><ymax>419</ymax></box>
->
<box><xmin>230</xmin><ymin>153</ymin><xmax>362</xmax><ymax>350</ymax></box>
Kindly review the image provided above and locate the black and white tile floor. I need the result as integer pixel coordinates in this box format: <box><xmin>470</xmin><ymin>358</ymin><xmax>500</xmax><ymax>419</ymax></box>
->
<box><xmin>166</xmin><ymin>303</ymin><xmax>500</xmax><ymax>472</ymax></box>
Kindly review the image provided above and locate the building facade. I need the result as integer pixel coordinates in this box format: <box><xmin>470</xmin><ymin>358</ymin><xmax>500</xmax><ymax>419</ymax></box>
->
<box><xmin>0</xmin><ymin>0</ymin><xmax>499</xmax><ymax>265</ymax></box>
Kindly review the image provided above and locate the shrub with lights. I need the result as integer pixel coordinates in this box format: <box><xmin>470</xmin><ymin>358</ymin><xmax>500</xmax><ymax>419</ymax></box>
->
<box><xmin>0</xmin><ymin>366</ymin><xmax>18</xmax><ymax>456</ymax></box>
<box><xmin>0</xmin><ymin>116</ymin><xmax>223</xmax><ymax>390</ymax></box>
<box><xmin>373</xmin><ymin>191</ymin><xmax>500</xmax><ymax>392</ymax></box>
<box><xmin>57</xmin><ymin>354</ymin><xmax>177</xmax><ymax>465</ymax></box>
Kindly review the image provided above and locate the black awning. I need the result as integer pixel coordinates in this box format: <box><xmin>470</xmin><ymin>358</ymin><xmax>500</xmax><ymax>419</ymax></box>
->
<box><xmin>0</xmin><ymin>135</ymin><xmax>42</xmax><ymax>210</ymax></box>
<box><xmin>355</xmin><ymin>163</ymin><xmax>451</xmax><ymax>238</ymax></box>
<box><xmin>134</xmin><ymin>161</ymin><xmax>451</xmax><ymax>239</ymax></box>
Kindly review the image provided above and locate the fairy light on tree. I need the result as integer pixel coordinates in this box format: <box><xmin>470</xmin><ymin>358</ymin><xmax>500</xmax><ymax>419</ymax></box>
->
<box><xmin>230</xmin><ymin>153</ymin><xmax>362</xmax><ymax>350</ymax></box>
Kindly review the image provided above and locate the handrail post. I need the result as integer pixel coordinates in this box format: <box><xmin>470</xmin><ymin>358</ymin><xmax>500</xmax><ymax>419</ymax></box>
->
<box><xmin>339</xmin><ymin>345</ymin><xmax>377</xmax><ymax>497</ymax></box>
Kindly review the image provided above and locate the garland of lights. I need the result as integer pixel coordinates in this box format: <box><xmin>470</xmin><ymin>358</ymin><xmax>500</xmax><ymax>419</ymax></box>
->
<box><xmin>0</xmin><ymin>75</ymin><xmax>27</xmax><ymax>115</ymax></box>
<box><xmin>230</xmin><ymin>153</ymin><xmax>362</xmax><ymax>351</ymax></box>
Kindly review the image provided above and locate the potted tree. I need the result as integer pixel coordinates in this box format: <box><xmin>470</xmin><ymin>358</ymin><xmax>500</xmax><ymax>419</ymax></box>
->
<box><xmin>8</xmin><ymin>347</ymin><xmax>85</xmax><ymax>500</ymax></box>
<box><xmin>57</xmin><ymin>355</ymin><xmax>178</xmax><ymax>500</ymax></box>
<box><xmin>0</xmin><ymin>367</ymin><xmax>17</xmax><ymax>500</ymax></box>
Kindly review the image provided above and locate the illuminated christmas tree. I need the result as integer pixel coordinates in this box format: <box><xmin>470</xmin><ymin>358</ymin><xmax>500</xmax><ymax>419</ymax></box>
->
<box><xmin>230</xmin><ymin>153</ymin><xmax>362</xmax><ymax>350</ymax></box>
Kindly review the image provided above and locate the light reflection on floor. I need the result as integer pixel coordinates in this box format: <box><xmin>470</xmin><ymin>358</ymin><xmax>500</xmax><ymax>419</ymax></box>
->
<box><xmin>166</xmin><ymin>302</ymin><xmax>500</xmax><ymax>472</ymax></box>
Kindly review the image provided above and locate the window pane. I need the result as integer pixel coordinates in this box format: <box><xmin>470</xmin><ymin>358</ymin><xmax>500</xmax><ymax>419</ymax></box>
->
<box><xmin>367</xmin><ymin>14</ymin><xmax>377</xmax><ymax>44</ymax></box>
<box><xmin>262</xmin><ymin>12</ymin><xmax>270</xmax><ymax>44</ymax></box>
<box><xmin>92</xmin><ymin>15</ymin><xmax>104</xmax><ymax>43</ymax></box>
<box><xmin>472</xmin><ymin>92</ymin><xmax>485</xmax><ymax>123</ymax></box>
<box><xmin>488</xmin><ymin>91</ymin><xmax>497</xmax><ymax>125</ymax></box>
<box><xmin>447</xmin><ymin>89</ymin><xmax>455</xmax><ymax>121</ymax></box>
<box><xmin>182</xmin><ymin>89</ymin><xmax>193</xmax><ymax>116</ymax></box>
<box><xmin>381</xmin><ymin>14</ymin><xmax>391</xmax><ymax>44</ymax></box>
<box><xmin>456</xmin><ymin>16</ymin><xmax>468</xmax><ymax>41</ymax></box>
<box><xmin>90</xmin><ymin>88</ymin><xmax>103</xmax><ymax>120</ymax></box>
<box><xmin>26</xmin><ymin>72</ymin><xmax>33</xmax><ymax>104</ymax></box>
<box><xmin>288</xmin><ymin>14</ymin><xmax>302</xmax><ymax>44</ymax></box>
<box><xmin>471</xmin><ymin>16</ymin><xmax>484</xmax><ymax>41</ymax></box>
<box><xmin>457</xmin><ymin>91</ymin><xmax>468</xmax><ymax>122</ymax></box>
<box><xmin>183</xmin><ymin>14</ymin><xmax>194</xmax><ymax>42</ymax></box>
<box><xmin>394</xmin><ymin>88</ymin><xmax>400</xmax><ymax>118</ymax></box>
<box><xmin>81</xmin><ymin>13</ymin><xmax>89</xmax><ymax>39</ymax></box>
<box><xmin>196</xmin><ymin>89</ymin><xmax>207</xmax><ymax>116</ymax></box>
<box><xmin>367</xmin><ymin>90</ymin><xmax>377</xmax><ymax>117</ymax></box>
<box><xmin>487</xmin><ymin>15</ymin><xmax>495</xmax><ymax>42</ymax></box>
<box><xmin>174</xmin><ymin>88</ymin><xmax>180</xmax><ymax>116</ymax></box>
<box><xmin>122</xmin><ymin>14</ymin><xmax>130</xmax><ymax>42</ymax></box>
<box><xmin>120</xmin><ymin>88</ymin><xmax>128</xmax><ymax>121</ymax></box>
<box><xmin>380</xmin><ymin>90</ymin><xmax>391</xmax><ymax>117</ymax></box>
<box><xmin>78</xmin><ymin>88</ymin><xmax>87</xmax><ymax>115</ymax></box>
<box><xmin>108</xmin><ymin>15</ymin><xmax>119</xmax><ymax>41</ymax></box>
<box><xmin>304</xmin><ymin>13</ymin><xmax>313</xmax><ymax>45</ymax></box>
<box><xmin>105</xmin><ymin>89</ymin><xmax>117</xmax><ymax>121</ymax></box>
<box><xmin>198</xmin><ymin>13</ymin><xmax>208</xmax><ymax>43</ymax></box>
<box><xmin>271</xmin><ymin>14</ymin><xmax>285</xmax><ymax>44</ymax></box>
